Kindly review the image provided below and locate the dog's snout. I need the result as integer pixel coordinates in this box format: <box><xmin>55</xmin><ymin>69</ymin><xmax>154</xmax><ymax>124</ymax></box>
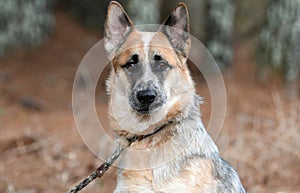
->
<box><xmin>137</xmin><ymin>89</ymin><xmax>157</xmax><ymax>105</ymax></box>
<box><xmin>130</xmin><ymin>83</ymin><xmax>164</xmax><ymax>114</ymax></box>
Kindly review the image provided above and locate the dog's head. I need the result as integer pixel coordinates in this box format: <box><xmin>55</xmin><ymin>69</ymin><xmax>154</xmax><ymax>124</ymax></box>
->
<box><xmin>105</xmin><ymin>1</ymin><xmax>196</xmax><ymax>135</ymax></box>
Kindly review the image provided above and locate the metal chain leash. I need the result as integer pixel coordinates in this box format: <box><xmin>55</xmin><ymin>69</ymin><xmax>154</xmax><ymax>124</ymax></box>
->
<box><xmin>68</xmin><ymin>136</ymin><xmax>139</xmax><ymax>193</ymax></box>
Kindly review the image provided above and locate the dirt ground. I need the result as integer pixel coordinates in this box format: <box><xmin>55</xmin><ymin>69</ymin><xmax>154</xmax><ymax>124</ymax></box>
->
<box><xmin>0</xmin><ymin>11</ymin><xmax>299</xmax><ymax>193</ymax></box>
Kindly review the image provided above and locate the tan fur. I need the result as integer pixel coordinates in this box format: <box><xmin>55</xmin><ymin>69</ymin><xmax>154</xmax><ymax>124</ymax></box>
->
<box><xmin>116</xmin><ymin>158</ymin><xmax>217</xmax><ymax>193</ymax></box>
<box><xmin>112</xmin><ymin>30</ymin><xmax>143</xmax><ymax>70</ymax></box>
<box><xmin>165</xmin><ymin>101</ymin><xmax>182</xmax><ymax>119</ymax></box>
<box><xmin>160</xmin><ymin>159</ymin><xmax>217</xmax><ymax>192</ymax></box>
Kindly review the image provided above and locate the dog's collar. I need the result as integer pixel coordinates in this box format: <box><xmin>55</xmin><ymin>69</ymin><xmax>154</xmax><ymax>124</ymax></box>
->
<box><xmin>126</xmin><ymin>121</ymin><xmax>174</xmax><ymax>143</ymax></box>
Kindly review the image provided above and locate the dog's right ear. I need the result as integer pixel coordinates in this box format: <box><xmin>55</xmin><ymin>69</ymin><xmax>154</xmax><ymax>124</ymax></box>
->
<box><xmin>104</xmin><ymin>1</ymin><xmax>133</xmax><ymax>58</ymax></box>
<box><xmin>160</xmin><ymin>3</ymin><xmax>190</xmax><ymax>57</ymax></box>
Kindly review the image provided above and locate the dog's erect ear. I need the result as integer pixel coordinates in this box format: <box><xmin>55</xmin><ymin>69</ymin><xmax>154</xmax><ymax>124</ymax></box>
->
<box><xmin>160</xmin><ymin>3</ymin><xmax>190</xmax><ymax>57</ymax></box>
<box><xmin>105</xmin><ymin>1</ymin><xmax>133</xmax><ymax>58</ymax></box>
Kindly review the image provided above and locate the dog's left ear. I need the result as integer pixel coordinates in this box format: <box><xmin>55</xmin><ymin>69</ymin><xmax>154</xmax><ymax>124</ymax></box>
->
<box><xmin>160</xmin><ymin>3</ymin><xmax>191</xmax><ymax>57</ymax></box>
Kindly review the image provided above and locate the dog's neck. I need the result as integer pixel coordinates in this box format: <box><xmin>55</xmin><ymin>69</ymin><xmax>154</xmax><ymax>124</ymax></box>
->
<box><xmin>117</xmin><ymin>95</ymin><xmax>219</xmax><ymax>183</ymax></box>
<box><xmin>126</xmin><ymin>120</ymin><xmax>174</xmax><ymax>144</ymax></box>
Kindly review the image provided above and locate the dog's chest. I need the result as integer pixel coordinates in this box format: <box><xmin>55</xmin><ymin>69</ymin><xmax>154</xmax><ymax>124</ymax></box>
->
<box><xmin>114</xmin><ymin>158</ymin><xmax>218</xmax><ymax>193</ymax></box>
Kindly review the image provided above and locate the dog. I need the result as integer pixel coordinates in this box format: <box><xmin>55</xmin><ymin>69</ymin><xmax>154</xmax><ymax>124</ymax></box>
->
<box><xmin>104</xmin><ymin>1</ymin><xmax>245</xmax><ymax>192</ymax></box>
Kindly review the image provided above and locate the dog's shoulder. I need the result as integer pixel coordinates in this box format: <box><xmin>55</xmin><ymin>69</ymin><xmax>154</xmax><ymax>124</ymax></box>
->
<box><xmin>165</xmin><ymin>156</ymin><xmax>245</xmax><ymax>193</ymax></box>
<box><xmin>212</xmin><ymin>157</ymin><xmax>246</xmax><ymax>193</ymax></box>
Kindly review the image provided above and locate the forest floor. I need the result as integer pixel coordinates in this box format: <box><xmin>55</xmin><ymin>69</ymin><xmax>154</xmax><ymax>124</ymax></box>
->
<box><xmin>0</xmin><ymin>11</ymin><xmax>299</xmax><ymax>193</ymax></box>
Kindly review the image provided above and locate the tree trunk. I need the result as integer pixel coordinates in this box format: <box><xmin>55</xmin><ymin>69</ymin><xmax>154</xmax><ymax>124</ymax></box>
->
<box><xmin>125</xmin><ymin>0</ymin><xmax>161</xmax><ymax>25</ymax></box>
<box><xmin>257</xmin><ymin>0</ymin><xmax>300</xmax><ymax>83</ymax></box>
<box><xmin>205</xmin><ymin>0</ymin><xmax>235</xmax><ymax>70</ymax></box>
<box><xmin>0</xmin><ymin>0</ymin><xmax>54</xmax><ymax>56</ymax></box>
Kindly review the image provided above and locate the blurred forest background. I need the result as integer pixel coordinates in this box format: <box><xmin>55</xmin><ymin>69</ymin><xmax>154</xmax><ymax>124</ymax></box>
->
<box><xmin>0</xmin><ymin>0</ymin><xmax>299</xmax><ymax>193</ymax></box>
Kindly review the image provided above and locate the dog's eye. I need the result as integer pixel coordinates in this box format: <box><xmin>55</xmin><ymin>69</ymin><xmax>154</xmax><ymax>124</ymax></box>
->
<box><xmin>153</xmin><ymin>55</ymin><xmax>169</xmax><ymax>71</ymax></box>
<box><xmin>158</xmin><ymin>62</ymin><xmax>169</xmax><ymax>71</ymax></box>
<box><xmin>122</xmin><ymin>54</ymin><xmax>139</xmax><ymax>69</ymax></box>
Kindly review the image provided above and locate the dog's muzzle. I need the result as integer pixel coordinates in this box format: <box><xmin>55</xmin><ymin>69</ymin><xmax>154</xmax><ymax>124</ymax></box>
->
<box><xmin>130</xmin><ymin>86</ymin><xmax>165</xmax><ymax>114</ymax></box>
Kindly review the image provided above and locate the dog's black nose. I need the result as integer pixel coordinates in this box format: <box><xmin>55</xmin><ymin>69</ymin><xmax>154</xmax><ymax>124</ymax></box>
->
<box><xmin>137</xmin><ymin>89</ymin><xmax>157</xmax><ymax>105</ymax></box>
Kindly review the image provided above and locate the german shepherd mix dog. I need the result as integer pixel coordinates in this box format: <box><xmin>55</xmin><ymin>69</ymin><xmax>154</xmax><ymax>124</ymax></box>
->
<box><xmin>105</xmin><ymin>1</ymin><xmax>245</xmax><ymax>192</ymax></box>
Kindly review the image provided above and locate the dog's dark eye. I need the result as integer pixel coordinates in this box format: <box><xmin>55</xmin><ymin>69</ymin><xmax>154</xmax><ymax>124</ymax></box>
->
<box><xmin>153</xmin><ymin>55</ymin><xmax>169</xmax><ymax>71</ymax></box>
<box><xmin>122</xmin><ymin>54</ymin><xmax>139</xmax><ymax>69</ymax></box>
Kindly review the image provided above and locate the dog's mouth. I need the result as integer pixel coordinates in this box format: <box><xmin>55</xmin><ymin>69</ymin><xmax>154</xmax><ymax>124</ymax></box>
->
<box><xmin>133</xmin><ymin>103</ymin><xmax>161</xmax><ymax>114</ymax></box>
<box><xmin>131</xmin><ymin>100</ymin><xmax>165</xmax><ymax>114</ymax></box>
